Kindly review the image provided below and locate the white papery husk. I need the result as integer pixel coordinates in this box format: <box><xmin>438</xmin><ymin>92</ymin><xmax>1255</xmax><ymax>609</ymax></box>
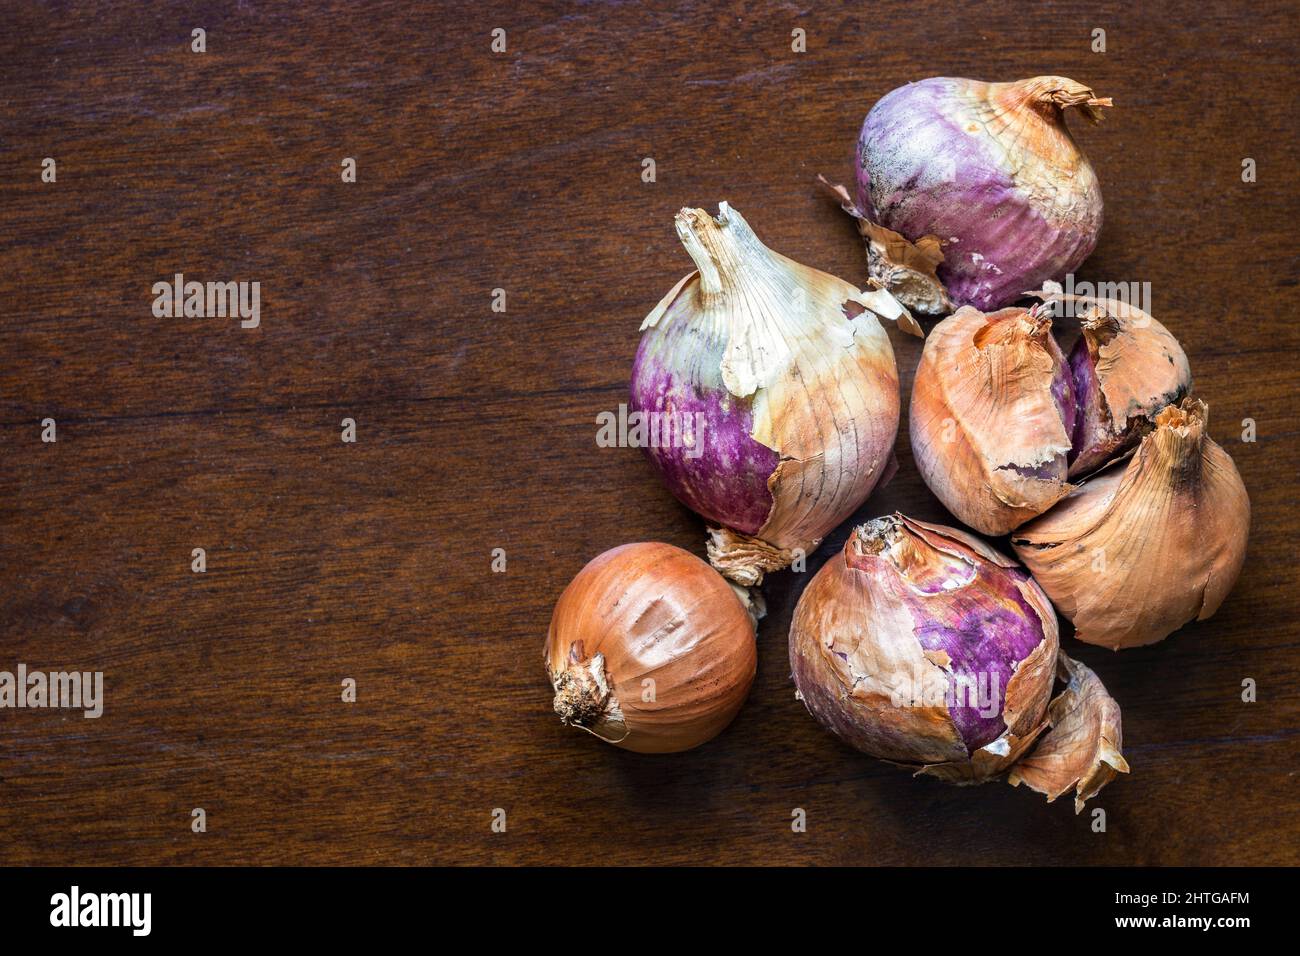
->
<box><xmin>819</xmin><ymin>175</ymin><xmax>952</xmax><ymax>316</ymax></box>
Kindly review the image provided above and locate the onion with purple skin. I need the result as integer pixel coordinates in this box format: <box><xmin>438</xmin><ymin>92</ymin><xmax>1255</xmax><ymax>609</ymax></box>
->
<box><xmin>911</xmin><ymin>293</ymin><xmax>1195</xmax><ymax>532</ymax></box>
<box><xmin>835</xmin><ymin>76</ymin><xmax>1111</xmax><ymax>314</ymax></box>
<box><xmin>630</xmin><ymin>203</ymin><xmax>921</xmax><ymax>586</ymax></box>
<box><xmin>789</xmin><ymin>513</ymin><xmax>1128</xmax><ymax>810</ymax></box>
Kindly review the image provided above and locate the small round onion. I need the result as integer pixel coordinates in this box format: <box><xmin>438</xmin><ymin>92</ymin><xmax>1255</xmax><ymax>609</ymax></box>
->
<box><xmin>856</xmin><ymin>76</ymin><xmax>1110</xmax><ymax>312</ymax></box>
<box><xmin>545</xmin><ymin>542</ymin><xmax>757</xmax><ymax>754</ymax></box>
<box><xmin>1061</xmin><ymin>296</ymin><xmax>1192</xmax><ymax>478</ymax></box>
<box><xmin>789</xmin><ymin>514</ymin><xmax>1060</xmax><ymax>782</ymax></box>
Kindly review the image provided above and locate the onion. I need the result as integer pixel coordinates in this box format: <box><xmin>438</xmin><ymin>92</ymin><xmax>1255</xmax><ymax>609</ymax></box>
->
<box><xmin>544</xmin><ymin>542</ymin><xmax>757</xmax><ymax>753</ymax></box>
<box><xmin>630</xmin><ymin>203</ymin><xmax>920</xmax><ymax>586</ymax></box>
<box><xmin>1057</xmin><ymin>294</ymin><xmax>1192</xmax><ymax>477</ymax></box>
<box><xmin>910</xmin><ymin>304</ymin><xmax>1077</xmax><ymax>535</ymax></box>
<box><xmin>789</xmin><ymin>514</ymin><xmax>1127</xmax><ymax>810</ymax></box>
<box><xmin>840</xmin><ymin>76</ymin><xmax>1111</xmax><ymax>314</ymax></box>
<box><xmin>910</xmin><ymin>295</ymin><xmax>1194</xmax><ymax>534</ymax></box>
<box><xmin>1012</xmin><ymin>399</ymin><xmax>1249</xmax><ymax>650</ymax></box>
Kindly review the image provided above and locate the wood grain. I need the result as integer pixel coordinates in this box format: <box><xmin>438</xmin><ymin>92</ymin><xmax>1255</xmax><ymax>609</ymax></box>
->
<box><xmin>1</xmin><ymin>0</ymin><xmax>1297</xmax><ymax>865</ymax></box>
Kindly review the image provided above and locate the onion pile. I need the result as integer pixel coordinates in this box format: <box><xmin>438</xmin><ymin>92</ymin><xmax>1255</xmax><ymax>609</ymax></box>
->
<box><xmin>909</xmin><ymin>293</ymin><xmax>1246</xmax><ymax>647</ymax></box>
<box><xmin>538</xmin><ymin>72</ymin><xmax>1249</xmax><ymax>817</ymax></box>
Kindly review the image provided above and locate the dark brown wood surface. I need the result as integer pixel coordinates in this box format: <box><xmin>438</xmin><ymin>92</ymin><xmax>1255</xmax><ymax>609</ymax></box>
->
<box><xmin>1</xmin><ymin>0</ymin><xmax>1297</xmax><ymax>866</ymax></box>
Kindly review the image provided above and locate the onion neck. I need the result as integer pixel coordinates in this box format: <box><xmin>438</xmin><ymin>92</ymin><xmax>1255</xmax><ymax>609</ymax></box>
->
<box><xmin>853</xmin><ymin>515</ymin><xmax>975</xmax><ymax>592</ymax></box>
<box><xmin>972</xmin><ymin>306</ymin><xmax>1051</xmax><ymax>351</ymax></box>
<box><xmin>1080</xmin><ymin>305</ymin><xmax>1121</xmax><ymax>350</ymax></box>
<box><xmin>675</xmin><ymin>203</ymin><xmax>775</xmax><ymax>304</ymax></box>
<box><xmin>853</xmin><ymin>514</ymin><xmax>904</xmax><ymax>558</ymax></box>
<box><xmin>996</xmin><ymin>75</ymin><xmax>1112</xmax><ymax>124</ymax></box>
<box><xmin>1149</xmin><ymin>399</ymin><xmax>1208</xmax><ymax>485</ymax></box>
<box><xmin>972</xmin><ymin>308</ymin><xmax>1059</xmax><ymax>385</ymax></box>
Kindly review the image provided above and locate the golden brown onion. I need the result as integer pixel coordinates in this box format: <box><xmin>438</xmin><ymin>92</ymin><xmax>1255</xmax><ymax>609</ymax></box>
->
<box><xmin>544</xmin><ymin>542</ymin><xmax>757</xmax><ymax>753</ymax></box>
<box><xmin>910</xmin><ymin>306</ymin><xmax>1076</xmax><ymax>535</ymax></box>
<box><xmin>1012</xmin><ymin>398</ymin><xmax>1249</xmax><ymax>649</ymax></box>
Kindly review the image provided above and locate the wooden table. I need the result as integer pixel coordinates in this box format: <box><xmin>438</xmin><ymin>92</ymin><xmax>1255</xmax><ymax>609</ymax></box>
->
<box><xmin>2</xmin><ymin>0</ymin><xmax>1296</xmax><ymax>866</ymax></box>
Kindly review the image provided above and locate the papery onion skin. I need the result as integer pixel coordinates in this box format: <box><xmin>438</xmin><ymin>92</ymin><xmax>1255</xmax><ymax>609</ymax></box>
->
<box><xmin>630</xmin><ymin>280</ymin><xmax>780</xmax><ymax>536</ymax></box>
<box><xmin>544</xmin><ymin>542</ymin><xmax>757</xmax><ymax>753</ymax></box>
<box><xmin>1061</xmin><ymin>297</ymin><xmax>1192</xmax><ymax>477</ymax></box>
<box><xmin>631</xmin><ymin>203</ymin><xmax>910</xmax><ymax>585</ymax></box>
<box><xmin>910</xmin><ymin>305</ymin><xmax>1076</xmax><ymax>535</ymax></box>
<box><xmin>1007</xmin><ymin>652</ymin><xmax>1129</xmax><ymax>813</ymax></box>
<box><xmin>789</xmin><ymin>514</ymin><xmax>1059</xmax><ymax>781</ymax></box>
<box><xmin>856</xmin><ymin>76</ymin><xmax>1108</xmax><ymax>311</ymax></box>
<box><xmin>1012</xmin><ymin>398</ymin><xmax>1249</xmax><ymax>650</ymax></box>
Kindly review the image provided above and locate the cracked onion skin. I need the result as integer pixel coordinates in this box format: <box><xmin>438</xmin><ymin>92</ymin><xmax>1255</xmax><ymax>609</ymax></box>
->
<box><xmin>910</xmin><ymin>305</ymin><xmax>1077</xmax><ymax>535</ymax></box>
<box><xmin>1062</xmin><ymin>296</ymin><xmax>1192</xmax><ymax>478</ymax></box>
<box><xmin>1012</xmin><ymin>399</ymin><xmax>1249</xmax><ymax>650</ymax></box>
<box><xmin>912</xmin><ymin>295</ymin><xmax>1197</xmax><ymax>535</ymax></box>
<box><xmin>790</xmin><ymin>515</ymin><xmax>1058</xmax><ymax>781</ymax></box>
<box><xmin>856</xmin><ymin>76</ymin><xmax>1109</xmax><ymax>312</ymax></box>
<box><xmin>630</xmin><ymin>203</ymin><xmax>917</xmax><ymax>587</ymax></box>
<box><xmin>544</xmin><ymin>542</ymin><xmax>756</xmax><ymax>754</ymax></box>
<box><xmin>789</xmin><ymin>514</ymin><xmax>1127</xmax><ymax>807</ymax></box>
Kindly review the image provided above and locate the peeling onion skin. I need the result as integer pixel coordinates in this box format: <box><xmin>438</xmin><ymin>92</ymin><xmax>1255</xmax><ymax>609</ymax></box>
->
<box><xmin>1012</xmin><ymin>399</ymin><xmax>1249</xmax><ymax>650</ymax></box>
<box><xmin>789</xmin><ymin>514</ymin><xmax>1128</xmax><ymax>808</ymax></box>
<box><xmin>789</xmin><ymin>515</ymin><xmax>1059</xmax><ymax>781</ymax></box>
<box><xmin>544</xmin><ymin>542</ymin><xmax>757</xmax><ymax>754</ymax></box>
<box><xmin>1062</xmin><ymin>297</ymin><xmax>1193</xmax><ymax>478</ymax></box>
<box><xmin>1007</xmin><ymin>652</ymin><xmax>1130</xmax><ymax>813</ymax></box>
<box><xmin>910</xmin><ymin>305</ymin><xmax>1076</xmax><ymax>535</ymax></box>
<box><xmin>630</xmin><ymin>272</ymin><xmax>780</xmax><ymax>537</ymax></box>
<box><xmin>856</xmin><ymin>76</ymin><xmax>1109</xmax><ymax>312</ymax></box>
<box><xmin>630</xmin><ymin>203</ymin><xmax>915</xmax><ymax>586</ymax></box>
